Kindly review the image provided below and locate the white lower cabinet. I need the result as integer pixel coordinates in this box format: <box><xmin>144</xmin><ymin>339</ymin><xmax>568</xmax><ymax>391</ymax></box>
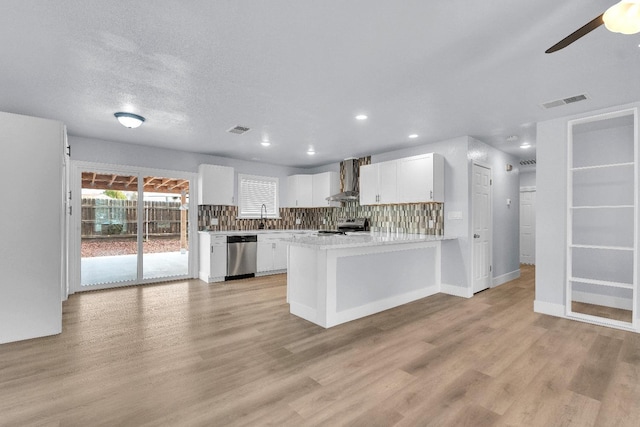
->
<box><xmin>257</xmin><ymin>233</ymin><xmax>292</xmax><ymax>274</ymax></box>
<box><xmin>198</xmin><ymin>233</ymin><xmax>227</xmax><ymax>283</ymax></box>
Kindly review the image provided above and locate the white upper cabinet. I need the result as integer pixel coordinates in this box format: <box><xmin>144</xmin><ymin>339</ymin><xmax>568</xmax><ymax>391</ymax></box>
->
<box><xmin>287</xmin><ymin>174</ymin><xmax>313</xmax><ymax>207</ymax></box>
<box><xmin>198</xmin><ymin>164</ymin><xmax>235</xmax><ymax>205</ymax></box>
<box><xmin>359</xmin><ymin>161</ymin><xmax>397</xmax><ymax>205</ymax></box>
<box><xmin>312</xmin><ymin>171</ymin><xmax>340</xmax><ymax>207</ymax></box>
<box><xmin>397</xmin><ymin>153</ymin><xmax>444</xmax><ymax>203</ymax></box>
<box><xmin>360</xmin><ymin>153</ymin><xmax>444</xmax><ymax>205</ymax></box>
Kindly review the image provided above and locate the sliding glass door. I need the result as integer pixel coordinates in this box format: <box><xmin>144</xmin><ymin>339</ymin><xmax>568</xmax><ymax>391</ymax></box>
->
<box><xmin>72</xmin><ymin>163</ymin><xmax>195</xmax><ymax>292</ymax></box>
<box><xmin>142</xmin><ymin>175</ymin><xmax>189</xmax><ymax>280</ymax></box>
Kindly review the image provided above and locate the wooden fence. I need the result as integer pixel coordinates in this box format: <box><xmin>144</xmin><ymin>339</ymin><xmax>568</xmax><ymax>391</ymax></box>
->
<box><xmin>81</xmin><ymin>198</ymin><xmax>186</xmax><ymax>238</ymax></box>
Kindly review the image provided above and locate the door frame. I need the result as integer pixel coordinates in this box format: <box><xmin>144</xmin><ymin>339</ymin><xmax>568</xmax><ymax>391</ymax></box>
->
<box><xmin>69</xmin><ymin>160</ymin><xmax>198</xmax><ymax>294</ymax></box>
<box><xmin>519</xmin><ymin>186</ymin><xmax>536</xmax><ymax>265</ymax></box>
<box><xmin>471</xmin><ymin>161</ymin><xmax>493</xmax><ymax>293</ymax></box>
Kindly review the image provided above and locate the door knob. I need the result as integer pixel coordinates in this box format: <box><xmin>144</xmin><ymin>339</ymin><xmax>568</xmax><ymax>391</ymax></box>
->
<box><xmin>474</xmin><ymin>234</ymin><xmax>480</xmax><ymax>238</ymax></box>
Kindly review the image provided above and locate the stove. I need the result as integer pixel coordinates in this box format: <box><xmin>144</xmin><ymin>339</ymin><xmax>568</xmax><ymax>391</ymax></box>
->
<box><xmin>318</xmin><ymin>218</ymin><xmax>369</xmax><ymax>235</ymax></box>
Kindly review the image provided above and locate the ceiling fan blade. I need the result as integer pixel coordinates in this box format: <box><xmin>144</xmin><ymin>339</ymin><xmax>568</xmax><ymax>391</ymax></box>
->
<box><xmin>545</xmin><ymin>13</ymin><xmax>604</xmax><ymax>54</ymax></box>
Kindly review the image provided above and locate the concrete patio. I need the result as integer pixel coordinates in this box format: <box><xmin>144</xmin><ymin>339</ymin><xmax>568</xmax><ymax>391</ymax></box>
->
<box><xmin>81</xmin><ymin>251</ymin><xmax>189</xmax><ymax>286</ymax></box>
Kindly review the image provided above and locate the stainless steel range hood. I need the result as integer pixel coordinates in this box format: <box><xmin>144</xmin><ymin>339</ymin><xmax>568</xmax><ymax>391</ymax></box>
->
<box><xmin>326</xmin><ymin>158</ymin><xmax>360</xmax><ymax>202</ymax></box>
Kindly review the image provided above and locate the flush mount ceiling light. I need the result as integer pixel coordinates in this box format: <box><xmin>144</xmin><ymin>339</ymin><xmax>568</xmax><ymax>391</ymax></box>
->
<box><xmin>520</xmin><ymin>143</ymin><xmax>532</xmax><ymax>149</ymax></box>
<box><xmin>408</xmin><ymin>134</ymin><xmax>419</xmax><ymax>139</ymax></box>
<box><xmin>355</xmin><ymin>114</ymin><xmax>368</xmax><ymax>121</ymax></box>
<box><xmin>261</xmin><ymin>141</ymin><xmax>271</xmax><ymax>147</ymax></box>
<box><xmin>307</xmin><ymin>149</ymin><xmax>316</xmax><ymax>155</ymax></box>
<box><xmin>114</xmin><ymin>112</ymin><xmax>145</xmax><ymax>128</ymax></box>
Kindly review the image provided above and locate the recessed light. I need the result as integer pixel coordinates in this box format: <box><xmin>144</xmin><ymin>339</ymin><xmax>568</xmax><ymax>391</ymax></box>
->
<box><xmin>355</xmin><ymin>114</ymin><xmax>368</xmax><ymax>121</ymax></box>
<box><xmin>408</xmin><ymin>134</ymin><xmax>419</xmax><ymax>139</ymax></box>
<box><xmin>261</xmin><ymin>141</ymin><xmax>271</xmax><ymax>147</ymax></box>
<box><xmin>520</xmin><ymin>143</ymin><xmax>531</xmax><ymax>149</ymax></box>
<box><xmin>307</xmin><ymin>149</ymin><xmax>316</xmax><ymax>155</ymax></box>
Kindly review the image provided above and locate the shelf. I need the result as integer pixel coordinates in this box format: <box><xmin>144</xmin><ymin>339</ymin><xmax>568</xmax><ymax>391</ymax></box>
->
<box><xmin>570</xmin><ymin>244</ymin><xmax>634</xmax><ymax>252</ymax></box>
<box><xmin>569</xmin><ymin>276</ymin><xmax>634</xmax><ymax>290</ymax></box>
<box><xmin>567</xmin><ymin>311</ymin><xmax>635</xmax><ymax>331</ymax></box>
<box><xmin>571</xmin><ymin>205</ymin><xmax>634</xmax><ymax>210</ymax></box>
<box><xmin>571</xmin><ymin>162</ymin><xmax>634</xmax><ymax>171</ymax></box>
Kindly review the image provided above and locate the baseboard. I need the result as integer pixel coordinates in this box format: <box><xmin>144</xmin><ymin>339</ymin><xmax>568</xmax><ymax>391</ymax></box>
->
<box><xmin>440</xmin><ymin>283</ymin><xmax>473</xmax><ymax>298</ymax></box>
<box><xmin>492</xmin><ymin>269</ymin><xmax>520</xmax><ymax>288</ymax></box>
<box><xmin>572</xmin><ymin>290</ymin><xmax>633</xmax><ymax>310</ymax></box>
<box><xmin>534</xmin><ymin>300</ymin><xmax>565</xmax><ymax>317</ymax></box>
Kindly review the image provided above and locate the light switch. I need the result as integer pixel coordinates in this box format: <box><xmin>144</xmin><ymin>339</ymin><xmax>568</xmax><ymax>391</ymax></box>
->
<box><xmin>506</xmin><ymin>198</ymin><xmax>511</xmax><ymax>207</ymax></box>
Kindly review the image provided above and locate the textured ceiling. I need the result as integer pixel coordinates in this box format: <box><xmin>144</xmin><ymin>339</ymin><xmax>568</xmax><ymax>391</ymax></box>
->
<box><xmin>1</xmin><ymin>0</ymin><xmax>639</xmax><ymax>168</ymax></box>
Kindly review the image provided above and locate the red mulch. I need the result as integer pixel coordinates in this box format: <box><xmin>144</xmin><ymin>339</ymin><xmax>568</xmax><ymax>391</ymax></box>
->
<box><xmin>82</xmin><ymin>238</ymin><xmax>187</xmax><ymax>257</ymax></box>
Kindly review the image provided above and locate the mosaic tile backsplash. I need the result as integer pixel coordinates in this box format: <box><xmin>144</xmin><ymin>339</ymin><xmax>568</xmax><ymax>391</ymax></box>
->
<box><xmin>198</xmin><ymin>202</ymin><xmax>444</xmax><ymax>235</ymax></box>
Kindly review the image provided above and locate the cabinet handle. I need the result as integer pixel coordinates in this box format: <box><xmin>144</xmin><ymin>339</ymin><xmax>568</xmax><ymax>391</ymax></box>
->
<box><xmin>430</xmin><ymin>190</ymin><xmax>433</xmax><ymax>200</ymax></box>
<box><xmin>211</xmin><ymin>246</ymin><xmax>214</xmax><ymax>253</ymax></box>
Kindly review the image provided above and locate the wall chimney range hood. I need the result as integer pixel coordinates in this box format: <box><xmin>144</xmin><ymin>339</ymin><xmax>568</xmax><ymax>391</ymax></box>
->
<box><xmin>326</xmin><ymin>158</ymin><xmax>360</xmax><ymax>202</ymax></box>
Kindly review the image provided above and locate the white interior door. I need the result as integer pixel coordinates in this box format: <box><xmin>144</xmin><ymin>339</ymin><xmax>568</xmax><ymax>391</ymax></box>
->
<box><xmin>472</xmin><ymin>163</ymin><xmax>492</xmax><ymax>293</ymax></box>
<box><xmin>520</xmin><ymin>189</ymin><xmax>536</xmax><ymax>265</ymax></box>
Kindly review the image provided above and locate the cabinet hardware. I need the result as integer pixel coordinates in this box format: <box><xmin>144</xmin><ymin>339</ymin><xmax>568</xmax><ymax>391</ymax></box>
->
<box><xmin>430</xmin><ymin>190</ymin><xmax>433</xmax><ymax>200</ymax></box>
<box><xmin>474</xmin><ymin>233</ymin><xmax>480</xmax><ymax>238</ymax></box>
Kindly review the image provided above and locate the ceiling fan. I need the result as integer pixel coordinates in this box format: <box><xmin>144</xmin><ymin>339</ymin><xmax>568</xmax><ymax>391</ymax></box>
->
<box><xmin>546</xmin><ymin>0</ymin><xmax>640</xmax><ymax>53</ymax></box>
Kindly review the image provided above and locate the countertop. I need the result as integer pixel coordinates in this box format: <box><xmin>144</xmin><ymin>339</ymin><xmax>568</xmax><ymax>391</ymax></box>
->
<box><xmin>285</xmin><ymin>232</ymin><xmax>455</xmax><ymax>250</ymax></box>
<box><xmin>198</xmin><ymin>229</ymin><xmax>317</xmax><ymax>236</ymax></box>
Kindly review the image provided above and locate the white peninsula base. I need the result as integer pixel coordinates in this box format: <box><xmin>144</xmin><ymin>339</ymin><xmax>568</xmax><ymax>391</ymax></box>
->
<box><xmin>287</xmin><ymin>235</ymin><xmax>445</xmax><ymax>328</ymax></box>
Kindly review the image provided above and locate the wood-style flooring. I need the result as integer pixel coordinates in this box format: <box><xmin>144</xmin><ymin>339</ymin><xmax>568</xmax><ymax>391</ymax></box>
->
<box><xmin>2</xmin><ymin>265</ymin><xmax>640</xmax><ymax>426</ymax></box>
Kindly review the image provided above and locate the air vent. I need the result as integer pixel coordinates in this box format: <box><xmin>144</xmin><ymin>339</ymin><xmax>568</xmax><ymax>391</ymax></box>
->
<box><xmin>541</xmin><ymin>94</ymin><xmax>589</xmax><ymax>109</ymax></box>
<box><xmin>227</xmin><ymin>125</ymin><xmax>251</xmax><ymax>135</ymax></box>
<box><xmin>520</xmin><ymin>159</ymin><xmax>536</xmax><ymax>166</ymax></box>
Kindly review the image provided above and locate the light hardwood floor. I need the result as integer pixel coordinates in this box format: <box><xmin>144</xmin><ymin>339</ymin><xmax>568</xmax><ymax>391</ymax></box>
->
<box><xmin>2</xmin><ymin>265</ymin><xmax>640</xmax><ymax>426</ymax></box>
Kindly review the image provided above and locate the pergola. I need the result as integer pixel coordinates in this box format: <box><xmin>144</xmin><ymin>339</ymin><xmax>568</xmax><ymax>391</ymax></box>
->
<box><xmin>81</xmin><ymin>172</ymin><xmax>190</xmax><ymax>250</ymax></box>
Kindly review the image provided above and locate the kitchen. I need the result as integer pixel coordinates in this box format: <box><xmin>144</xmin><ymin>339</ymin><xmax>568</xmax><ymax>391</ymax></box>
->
<box><xmin>3</xmin><ymin>0</ymin><xmax>640</xmax><ymax>425</ymax></box>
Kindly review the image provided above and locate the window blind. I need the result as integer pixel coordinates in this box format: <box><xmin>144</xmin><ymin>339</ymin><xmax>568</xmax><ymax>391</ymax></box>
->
<box><xmin>238</xmin><ymin>174</ymin><xmax>279</xmax><ymax>218</ymax></box>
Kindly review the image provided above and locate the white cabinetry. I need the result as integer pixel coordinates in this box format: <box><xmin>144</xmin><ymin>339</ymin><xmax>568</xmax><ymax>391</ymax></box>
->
<box><xmin>287</xmin><ymin>175</ymin><xmax>313</xmax><ymax>207</ymax></box>
<box><xmin>198</xmin><ymin>164</ymin><xmax>235</xmax><ymax>205</ymax></box>
<box><xmin>1</xmin><ymin>111</ymin><xmax>64</xmax><ymax>344</ymax></box>
<box><xmin>397</xmin><ymin>153</ymin><xmax>444</xmax><ymax>203</ymax></box>
<box><xmin>312</xmin><ymin>172</ymin><xmax>340</xmax><ymax>207</ymax></box>
<box><xmin>359</xmin><ymin>161</ymin><xmax>397</xmax><ymax>205</ymax></box>
<box><xmin>257</xmin><ymin>233</ymin><xmax>291</xmax><ymax>274</ymax></box>
<box><xmin>360</xmin><ymin>153</ymin><xmax>444</xmax><ymax>205</ymax></box>
<box><xmin>567</xmin><ymin>108</ymin><xmax>638</xmax><ymax>331</ymax></box>
<box><xmin>198</xmin><ymin>233</ymin><xmax>227</xmax><ymax>283</ymax></box>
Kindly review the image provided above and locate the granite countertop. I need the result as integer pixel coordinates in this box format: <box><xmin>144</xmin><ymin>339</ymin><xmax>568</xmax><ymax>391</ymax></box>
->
<box><xmin>198</xmin><ymin>229</ymin><xmax>317</xmax><ymax>236</ymax></box>
<box><xmin>285</xmin><ymin>232</ymin><xmax>455</xmax><ymax>250</ymax></box>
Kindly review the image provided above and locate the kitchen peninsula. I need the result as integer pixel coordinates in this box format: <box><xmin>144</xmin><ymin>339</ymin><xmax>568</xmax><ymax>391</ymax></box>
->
<box><xmin>286</xmin><ymin>233</ymin><xmax>453</xmax><ymax>328</ymax></box>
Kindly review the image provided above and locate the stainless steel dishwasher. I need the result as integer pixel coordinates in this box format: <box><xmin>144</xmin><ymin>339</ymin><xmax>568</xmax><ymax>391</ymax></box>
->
<box><xmin>226</xmin><ymin>235</ymin><xmax>257</xmax><ymax>280</ymax></box>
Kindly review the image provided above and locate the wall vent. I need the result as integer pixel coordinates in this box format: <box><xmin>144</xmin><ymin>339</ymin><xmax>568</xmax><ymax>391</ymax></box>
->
<box><xmin>227</xmin><ymin>125</ymin><xmax>251</xmax><ymax>135</ymax></box>
<box><xmin>541</xmin><ymin>94</ymin><xmax>589</xmax><ymax>109</ymax></box>
<box><xmin>520</xmin><ymin>159</ymin><xmax>536</xmax><ymax>166</ymax></box>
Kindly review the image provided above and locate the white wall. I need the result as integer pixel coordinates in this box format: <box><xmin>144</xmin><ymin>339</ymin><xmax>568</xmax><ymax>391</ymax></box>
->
<box><xmin>535</xmin><ymin>101</ymin><xmax>640</xmax><ymax>314</ymax></box>
<box><xmin>520</xmin><ymin>171</ymin><xmax>536</xmax><ymax>188</ymax></box>
<box><xmin>70</xmin><ymin>136</ymin><xmax>307</xmax><ymax>206</ymax></box>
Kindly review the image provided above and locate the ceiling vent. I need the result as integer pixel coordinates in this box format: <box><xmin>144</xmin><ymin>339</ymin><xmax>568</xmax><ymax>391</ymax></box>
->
<box><xmin>227</xmin><ymin>125</ymin><xmax>251</xmax><ymax>135</ymax></box>
<box><xmin>541</xmin><ymin>94</ymin><xmax>589</xmax><ymax>109</ymax></box>
<box><xmin>520</xmin><ymin>159</ymin><xmax>536</xmax><ymax>166</ymax></box>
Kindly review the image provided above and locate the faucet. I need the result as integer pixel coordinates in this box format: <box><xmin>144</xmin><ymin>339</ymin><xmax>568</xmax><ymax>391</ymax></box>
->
<box><xmin>259</xmin><ymin>204</ymin><xmax>267</xmax><ymax>229</ymax></box>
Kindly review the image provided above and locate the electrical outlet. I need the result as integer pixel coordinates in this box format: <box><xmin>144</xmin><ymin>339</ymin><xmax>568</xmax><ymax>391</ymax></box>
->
<box><xmin>210</xmin><ymin>218</ymin><xmax>219</xmax><ymax>226</ymax></box>
<box><xmin>295</xmin><ymin>218</ymin><xmax>301</xmax><ymax>225</ymax></box>
<box><xmin>428</xmin><ymin>219</ymin><xmax>434</xmax><ymax>228</ymax></box>
<box><xmin>322</xmin><ymin>218</ymin><xmax>327</xmax><ymax>225</ymax></box>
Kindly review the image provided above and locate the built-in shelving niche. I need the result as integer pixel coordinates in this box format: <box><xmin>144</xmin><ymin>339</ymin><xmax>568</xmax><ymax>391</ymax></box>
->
<box><xmin>567</xmin><ymin>108</ymin><xmax>639</xmax><ymax>331</ymax></box>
